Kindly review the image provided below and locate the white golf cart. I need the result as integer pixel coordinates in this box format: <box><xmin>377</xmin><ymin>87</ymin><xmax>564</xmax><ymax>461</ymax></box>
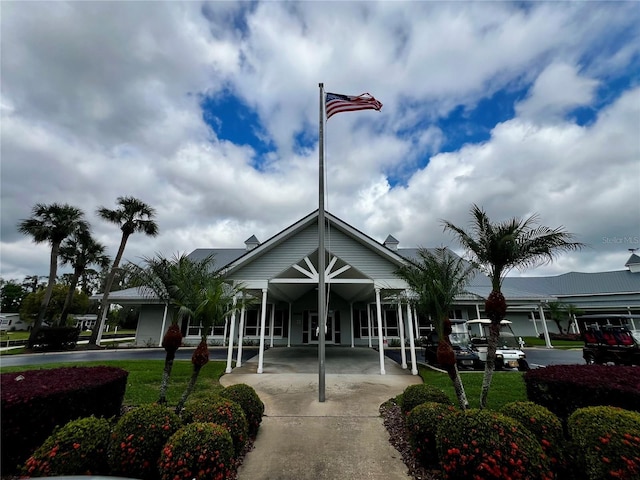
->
<box><xmin>466</xmin><ymin>319</ymin><xmax>529</xmax><ymax>371</ymax></box>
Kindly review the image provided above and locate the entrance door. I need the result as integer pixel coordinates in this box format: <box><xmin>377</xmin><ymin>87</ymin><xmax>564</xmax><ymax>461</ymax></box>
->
<box><xmin>309</xmin><ymin>313</ymin><xmax>334</xmax><ymax>344</ymax></box>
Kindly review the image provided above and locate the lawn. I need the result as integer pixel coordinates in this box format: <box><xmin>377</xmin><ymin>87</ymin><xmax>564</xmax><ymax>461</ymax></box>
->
<box><xmin>0</xmin><ymin>360</ymin><xmax>227</xmax><ymax>406</ymax></box>
<box><xmin>522</xmin><ymin>336</ymin><xmax>583</xmax><ymax>349</ymax></box>
<box><xmin>419</xmin><ymin>366</ymin><xmax>527</xmax><ymax>410</ymax></box>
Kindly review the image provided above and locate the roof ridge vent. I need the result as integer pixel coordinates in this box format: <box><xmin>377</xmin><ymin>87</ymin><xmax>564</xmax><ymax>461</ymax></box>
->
<box><xmin>384</xmin><ymin>234</ymin><xmax>399</xmax><ymax>251</ymax></box>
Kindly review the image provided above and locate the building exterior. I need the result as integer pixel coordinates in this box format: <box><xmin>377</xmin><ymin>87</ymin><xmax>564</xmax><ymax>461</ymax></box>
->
<box><xmin>99</xmin><ymin>211</ymin><xmax>640</xmax><ymax>373</ymax></box>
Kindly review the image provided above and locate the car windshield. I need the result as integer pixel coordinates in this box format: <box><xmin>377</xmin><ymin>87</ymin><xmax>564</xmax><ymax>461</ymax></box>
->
<box><xmin>497</xmin><ymin>333</ymin><xmax>520</xmax><ymax>349</ymax></box>
<box><xmin>449</xmin><ymin>323</ymin><xmax>472</xmax><ymax>347</ymax></box>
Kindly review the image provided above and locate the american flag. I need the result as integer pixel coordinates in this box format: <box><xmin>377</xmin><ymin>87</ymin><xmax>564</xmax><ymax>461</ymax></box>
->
<box><xmin>325</xmin><ymin>92</ymin><xmax>383</xmax><ymax>119</ymax></box>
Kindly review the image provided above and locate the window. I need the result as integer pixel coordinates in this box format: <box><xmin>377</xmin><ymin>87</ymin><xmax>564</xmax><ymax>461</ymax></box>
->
<box><xmin>244</xmin><ymin>309</ymin><xmax>260</xmax><ymax>337</ymax></box>
<box><xmin>242</xmin><ymin>305</ymin><xmax>289</xmax><ymax>338</ymax></box>
<box><xmin>383</xmin><ymin>308</ymin><xmax>399</xmax><ymax>337</ymax></box>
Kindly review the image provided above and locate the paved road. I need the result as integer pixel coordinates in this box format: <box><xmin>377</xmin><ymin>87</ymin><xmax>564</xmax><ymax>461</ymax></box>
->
<box><xmin>523</xmin><ymin>347</ymin><xmax>584</xmax><ymax>368</ymax></box>
<box><xmin>0</xmin><ymin>346</ymin><xmax>260</xmax><ymax>368</ymax></box>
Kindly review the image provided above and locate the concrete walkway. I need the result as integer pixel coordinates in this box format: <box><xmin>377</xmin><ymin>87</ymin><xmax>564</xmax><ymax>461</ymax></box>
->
<box><xmin>220</xmin><ymin>346</ymin><xmax>421</xmax><ymax>480</ymax></box>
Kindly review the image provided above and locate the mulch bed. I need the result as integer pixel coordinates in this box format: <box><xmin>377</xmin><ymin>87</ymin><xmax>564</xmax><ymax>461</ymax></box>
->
<box><xmin>379</xmin><ymin>399</ymin><xmax>442</xmax><ymax>480</ymax></box>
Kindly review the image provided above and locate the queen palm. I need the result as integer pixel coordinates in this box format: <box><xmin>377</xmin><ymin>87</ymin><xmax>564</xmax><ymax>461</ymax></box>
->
<box><xmin>58</xmin><ymin>227</ymin><xmax>110</xmax><ymax>326</ymax></box>
<box><xmin>443</xmin><ymin>204</ymin><xmax>583</xmax><ymax>408</ymax></box>
<box><xmin>90</xmin><ymin>196</ymin><xmax>158</xmax><ymax>346</ymax></box>
<box><xmin>127</xmin><ymin>253</ymin><xmax>218</xmax><ymax>405</ymax></box>
<box><xmin>396</xmin><ymin>247</ymin><xmax>475</xmax><ymax>410</ymax></box>
<box><xmin>17</xmin><ymin>203</ymin><xmax>88</xmax><ymax>347</ymax></box>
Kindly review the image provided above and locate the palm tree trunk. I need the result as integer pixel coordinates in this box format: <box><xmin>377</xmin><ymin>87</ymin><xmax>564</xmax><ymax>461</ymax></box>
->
<box><xmin>445</xmin><ymin>365</ymin><xmax>469</xmax><ymax>410</ymax></box>
<box><xmin>89</xmin><ymin>233</ymin><xmax>129</xmax><ymax>345</ymax></box>
<box><xmin>158</xmin><ymin>356</ymin><xmax>175</xmax><ymax>405</ymax></box>
<box><xmin>59</xmin><ymin>267</ymin><xmax>82</xmax><ymax>326</ymax></box>
<box><xmin>479</xmin><ymin>321</ymin><xmax>500</xmax><ymax>409</ymax></box>
<box><xmin>175</xmin><ymin>364</ymin><xmax>202</xmax><ymax>414</ymax></box>
<box><xmin>28</xmin><ymin>242</ymin><xmax>60</xmax><ymax>348</ymax></box>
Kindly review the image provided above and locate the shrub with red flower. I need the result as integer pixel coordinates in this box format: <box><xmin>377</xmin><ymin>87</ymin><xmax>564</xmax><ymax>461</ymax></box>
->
<box><xmin>220</xmin><ymin>383</ymin><xmax>265</xmax><ymax>438</ymax></box>
<box><xmin>181</xmin><ymin>397</ymin><xmax>248</xmax><ymax>455</ymax></box>
<box><xmin>568</xmin><ymin>406</ymin><xmax>640</xmax><ymax>480</ymax></box>
<box><xmin>158</xmin><ymin>422</ymin><xmax>235</xmax><ymax>480</ymax></box>
<box><xmin>400</xmin><ymin>383</ymin><xmax>453</xmax><ymax>418</ymax></box>
<box><xmin>407</xmin><ymin>401</ymin><xmax>458</xmax><ymax>467</ymax></box>
<box><xmin>436</xmin><ymin>409</ymin><xmax>553</xmax><ymax>480</ymax></box>
<box><xmin>108</xmin><ymin>403</ymin><xmax>182</xmax><ymax>480</ymax></box>
<box><xmin>21</xmin><ymin>416</ymin><xmax>111</xmax><ymax>477</ymax></box>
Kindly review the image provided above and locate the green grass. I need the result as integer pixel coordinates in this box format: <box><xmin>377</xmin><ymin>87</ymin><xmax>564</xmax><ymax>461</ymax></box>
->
<box><xmin>0</xmin><ymin>360</ymin><xmax>227</xmax><ymax>407</ymax></box>
<box><xmin>419</xmin><ymin>366</ymin><xmax>527</xmax><ymax>410</ymax></box>
<box><xmin>522</xmin><ymin>336</ymin><xmax>583</xmax><ymax>349</ymax></box>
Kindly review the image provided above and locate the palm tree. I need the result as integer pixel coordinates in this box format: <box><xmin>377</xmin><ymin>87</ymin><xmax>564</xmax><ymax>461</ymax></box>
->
<box><xmin>17</xmin><ymin>203</ymin><xmax>88</xmax><ymax>347</ymax></box>
<box><xmin>443</xmin><ymin>204</ymin><xmax>583</xmax><ymax>408</ymax></box>
<box><xmin>174</xmin><ymin>273</ymin><xmax>244</xmax><ymax>413</ymax></box>
<box><xmin>90</xmin><ymin>196</ymin><xmax>158</xmax><ymax>346</ymax></box>
<box><xmin>396</xmin><ymin>247</ymin><xmax>475</xmax><ymax>410</ymax></box>
<box><xmin>58</xmin><ymin>227</ymin><xmax>110</xmax><ymax>326</ymax></box>
<box><xmin>126</xmin><ymin>253</ymin><xmax>218</xmax><ymax>405</ymax></box>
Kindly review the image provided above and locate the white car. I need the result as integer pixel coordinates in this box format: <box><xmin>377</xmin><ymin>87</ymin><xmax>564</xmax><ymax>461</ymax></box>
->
<box><xmin>466</xmin><ymin>319</ymin><xmax>529</xmax><ymax>371</ymax></box>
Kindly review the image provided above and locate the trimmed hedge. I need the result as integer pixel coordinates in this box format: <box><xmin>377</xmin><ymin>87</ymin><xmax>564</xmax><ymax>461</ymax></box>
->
<box><xmin>400</xmin><ymin>383</ymin><xmax>452</xmax><ymax>417</ymax></box>
<box><xmin>158</xmin><ymin>422</ymin><xmax>235</xmax><ymax>480</ymax></box>
<box><xmin>524</xmin><ymin>365</ymin><xmax>640</xmax><ymax>422</ymax></box>
<box><xmin>407</xmin><ymin>402</ymin><xmax>458</xmax><ymax>467</ymax></box>
<box><xmin>568</xmin><ymin>406</ymin><xmax>640</xmax><ymax>480</ymax></box>
<box><xmin>22</xmin><ymin>416</ymin><xmax>112</xmax><ymax>477</ymax></box>
<box><xmin>436</xmin><ymin>409</ymin><xmax>552</xmax><ymax>480</ymax></box>
<box><xmin>181</xmin><ymin>397</ymin><xmax>248</xmax><ymax>455</ymax></box>
<box><xmin>1</xmin><ymin>366</ymin><xmax>128</xmax><ymax>474</ymax></box>
<box><xmin>109</xmin><ymin>404</ymin><xmax>182</xmax><ymax>480</ymax></box>
<box><xmin>220</xmin><ymin>383</ymin><xmax>264</xmax><ymax>437</ymax></box>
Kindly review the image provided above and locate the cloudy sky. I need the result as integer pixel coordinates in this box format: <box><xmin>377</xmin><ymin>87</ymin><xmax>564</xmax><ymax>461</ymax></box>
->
<box><xmin>1</xmin><ymin>1</ymin><xmax>639</xmax><ymax>283</ymax></box>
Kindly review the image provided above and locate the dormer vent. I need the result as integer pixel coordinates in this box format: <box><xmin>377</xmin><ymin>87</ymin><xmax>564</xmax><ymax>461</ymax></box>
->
<box><xmin>384</xmin><ymin>234</ymin><xmax>399</xmax><ymax>251</ymax></box>
<box><xmin>245</xmin><ymin>235</ymin><xmax>260</xmax><ymax>251</ymax></box>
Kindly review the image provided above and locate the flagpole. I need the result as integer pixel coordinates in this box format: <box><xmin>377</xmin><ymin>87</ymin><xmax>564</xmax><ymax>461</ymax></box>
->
<box><xmin>318</xmin><ymin>82</ymin><xmax>326</xmax><ymax>402</ymax></box>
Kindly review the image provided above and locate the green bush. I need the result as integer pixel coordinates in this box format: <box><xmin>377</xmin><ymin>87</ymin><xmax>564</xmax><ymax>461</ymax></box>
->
<box><xmin>568</xmin><ymin>406</ymin><xmax>640</xmax><ymax>480</ymax></box>
<box><xmin>220</xmin><ymin>383</ymin><xmax>264</xmax><ymax>437</ymax></box>
<box><xmin>400</xmin><ymin>383</ymin><xmax>452</xmax><ymax>417</ymax></box>
<box><xmin>158</xmin><ymin>422</ymin><xmax>235</xmax><ymax>480</ymax></box>
<box><xmin>109</xmin><ymin>404</ymin><xmax>182</xmax><ymax>480</ymax></box>
<box><xmin>406</xmin><ymin>402</ymin><xmax>458</xmax><ymax>467</ymax></box>
<box><xmin>499</xmin><ymin>401</ymin><xmax>566</xmax><ymax>475</ymax></box>
<box><xmin>181</xmin><ymin>397</ymin><xmax>248</xmax><ymax>455</ymax></box>
<box><xmin>436</xmin><ymin>409</ymin><xmax>552</xmax><ymax>480</ymax></box>
<box><xmin>22</xmin><ymin>416</ymin><xmax>111</xmax><ymax>477</ymax></box>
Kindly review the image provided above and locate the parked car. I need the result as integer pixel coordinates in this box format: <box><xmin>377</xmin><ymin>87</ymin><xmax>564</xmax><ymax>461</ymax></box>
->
<box><xmin>421</xmin><ymin>320</ymin><xmax>482</xmax><ymax>370</ymax></box>
<box><xmin>577</xmin><ymin>314</ymin><xmax>640</xmax><ymax>366</ymax></box>
<box><xmin>466</xmin><ymin>319</ymin><xmax>529</xmax><ymax>371</ymax></box>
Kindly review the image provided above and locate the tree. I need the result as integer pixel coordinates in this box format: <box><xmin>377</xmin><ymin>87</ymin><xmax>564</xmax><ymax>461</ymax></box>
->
<box><xmin>127</xmin><ymin>253</ymin><xmax>216</xmax><ymax>404</ymax></box>
<box><xmin>17</xmin><ymin>203</ymin><xmax>88</xmax><ymax>346</ymax></box>
<box><xmin>90</xmin><ymin>196</ymin><xmax>158</xmax><ymax>346</ymax></box>
<box><xmin>20</xmin><ymin>284</ymin><xmax>90</xmax><ymax>325</ymax></box>
<box><xmin>58</xmin><ymin>227</ymin><xmax>110</xmax><ymax>327</ymax></box>
<box><xmin>396</xmin><ymin>247</ymin><xmax>475</xmax><ymax>410</ymax></box>
<box><xmin>443</xmin><ymin>204</ymin><xmax>583</xmax><ymax>408</ymax></box>
<box><xmin>546</xmin><ymin>301</ymin><xmax>583</xmax><ymax>334</ymax></box>
<box><xmin>1</xmin><ymin>279</ymin><xmax>27</xmax><ymax>312</ymax></box>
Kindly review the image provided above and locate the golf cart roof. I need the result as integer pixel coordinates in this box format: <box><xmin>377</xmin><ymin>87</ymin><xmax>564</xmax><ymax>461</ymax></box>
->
<box><xmin>466</xmin><ymin>319</ymin><xmax>513</xmax><ymax>325</ymax></box>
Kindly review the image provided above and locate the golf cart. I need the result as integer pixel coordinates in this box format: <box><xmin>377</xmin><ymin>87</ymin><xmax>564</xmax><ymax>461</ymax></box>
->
<box><xmin>466</xmin><ymin>319</ymin><xmax>529</xmax><ymax>371</ymax></box>
<box><xmin>577</xmin><ymin>314</ymin><xmax>640</xmax><ymax>366</ymax></box>
<box><xmin>421</xmin><ymin>319</ymin><xmax>481</xmax><ymax>370</ymax></box>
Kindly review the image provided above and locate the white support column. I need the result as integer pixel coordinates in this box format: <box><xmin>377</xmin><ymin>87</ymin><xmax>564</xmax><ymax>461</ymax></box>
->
<box><xmin>531</xmin><ymin>311</ymin><xmax>540</xmax><ymax>336</ymax></box>
<box><xmin>367</xmin><ymin>303</ymin><xmax>372</xmax><ymax>348</ymax></box>
<box><xmin>287</xmin><ymin>303</ymin><xmax>292</xmax><ymax>347</ymax></box>
<box><xmin>350</xmin><ymin>303</ymin><xmax>354</xmax><ymax>348</ymax></box>
<box><xmin>475</xmin><ymin>304</ymin><xmax>481</xmax><ymax>319</ymax></box>
<box><xmin>539</xmin><ymin>304</ymin><xmax>553</xmax><ymax>348</ymax></box>
<box><xmin>222</xmin><ymin>318</ymin><xmax>228</xmax><ymax>347</ymax></box>
<box><xmin>406</xmin><ymin>297</ymin><xmax>418</xmax><ymax>375</ymax></box>
<box><xmin>225</xmin><ymin>296</ymin><xmax>237</xmax><ymax>373</ymax></box>
<box><xmin>257</xmin><ymin>289</ymin><xmax>268</xmax><ymax>373</ymax></box>
<box><xmin>236</xmin><ymin>302</ymin><xmax>246</xmax><ymax>368</ymax></box>
<box><xmin>375</xmin><ymin>288</ymin><xmax>386</xmax><ymax>375</ymax></box>
<box><xmin>397</xmin><ymin>300</ymin><xmax>407</xmax><ymax>369</ymax></box>
<box><xmin>159</xmin><ymin>303</ymin><xmax>168</xmax><ymax>346</ymax></box>
<box><xmin>269</xmin><ymin>304</ymin><xmax>275</xmax><ymax>348</ymax></box>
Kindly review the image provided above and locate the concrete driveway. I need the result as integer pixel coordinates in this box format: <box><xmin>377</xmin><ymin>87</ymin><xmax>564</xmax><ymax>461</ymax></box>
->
<box><xmin>220</xmin><ymin>346</ymin><xmax>421</xmax><ymax>480</ymax></box>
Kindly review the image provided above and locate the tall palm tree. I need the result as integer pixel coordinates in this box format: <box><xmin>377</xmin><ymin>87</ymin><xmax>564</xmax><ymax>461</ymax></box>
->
<box><xmin>90</xmin><ymin>196</ymin><xmax>158</xmax><ymax>346</ymax></box>
<box><xmin>58</xmin><ymin>227</ymin><xmax>110</xmax><ymax>326</ymax></box>
<box><xmin>443</xmin><ymin>204</ymin><xmax>583</xmax><ymax>408</ymax></box>
<box><xmin>17</xmin><ymin>203</ymin><xmax>88</xmax><ymax>347</ymax></box>
<box><xmin>127</xmin><ymin>253</ymin><xmax>218</xmax><ymax>405</ymax></box>
<box><xmin>174</xmin><ymin>273</ymin><xmax>244</xmax><ymax>413</ymax></box>
<box><xmin>396</xmin><ymin>247</ymin><xmax>475</xmax><ymax>410</ymax></box>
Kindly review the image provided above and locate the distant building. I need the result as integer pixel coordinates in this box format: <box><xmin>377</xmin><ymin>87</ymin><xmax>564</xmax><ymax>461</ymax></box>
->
<box><xmin>96</xmin><ymin>211</ymin><xmax>640</xmax><ymax>372</ymax></box>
